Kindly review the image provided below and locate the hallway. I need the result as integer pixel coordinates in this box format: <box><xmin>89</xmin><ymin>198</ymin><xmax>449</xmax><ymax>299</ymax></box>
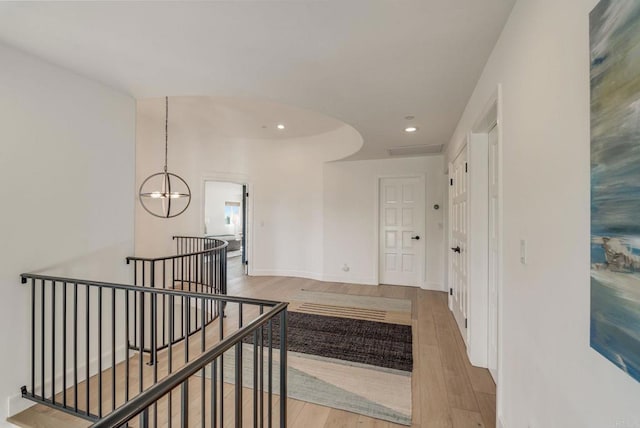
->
<box><xmin>9</xmin><ymin>275</ymin><xmax>495</xmax><ymax>428</ymax></box>
<box><xmin>226</xmin><ymin>275</ymin><xmax>496</xmax><ymax>428</ymax></box>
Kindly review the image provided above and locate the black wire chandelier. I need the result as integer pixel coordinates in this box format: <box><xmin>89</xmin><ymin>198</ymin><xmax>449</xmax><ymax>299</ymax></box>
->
<box><xmin>139</xmin><ymin>97</ymin><xmax>191</xmax><ymax>218</ymax></box>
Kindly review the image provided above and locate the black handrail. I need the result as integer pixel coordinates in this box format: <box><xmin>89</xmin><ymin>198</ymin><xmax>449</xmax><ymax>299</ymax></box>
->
<box><xmin>90</xmin><ymin>302</ymin><xmax>288</xmax><ymax>428</ymax></box>
<box><xmin>20</xmin><ymin>273</ymin><xmax>277</xmax><ymax>306</ymax></box>
<box><xmin>125</xmin><ymin>236</ymin><xmax>227</xmax><ymax>263</ymax></box>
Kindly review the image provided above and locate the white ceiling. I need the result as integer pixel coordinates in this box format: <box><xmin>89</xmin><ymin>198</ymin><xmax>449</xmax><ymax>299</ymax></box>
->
<box><xmin>0</xmin><ymin>0</ymin><xmax>515</xmax><ymax>160</ymax></box>
<box><xmin>147</xmin><ymin>96</ymin><xmax>348</xmax><ymax>140</ymax></box>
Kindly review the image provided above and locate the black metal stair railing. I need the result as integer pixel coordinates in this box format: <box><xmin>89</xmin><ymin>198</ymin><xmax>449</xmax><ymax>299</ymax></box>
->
<box><xmin>90</xmin><ymin>301</ymin><xmax>288</xmax><ymax>428</ymax></box>
<box><xmin>20</xmin><ymin>273</ymin><xmax>288</xmax><ymax>427</ymax></box>
<box><xmin>125</xmin><ymin>236</ymin><xmax>227</xmax><ymax>365</ymax></box>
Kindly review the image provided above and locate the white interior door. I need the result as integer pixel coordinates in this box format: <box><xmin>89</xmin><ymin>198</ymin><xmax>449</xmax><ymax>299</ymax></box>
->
<box><xmin>379</xmin><ymin>177</ymin><xmax>425</xmax><ymax>287</ymax></box>
<box><xmin>449</xmin><ymin>147</ymin><xmax>468</xmax><ymax>340</ymax></box>
<box><xmin>487</xmin><ymin>125</ymin><xmax>500</xmax><ymax>382</ymax></box>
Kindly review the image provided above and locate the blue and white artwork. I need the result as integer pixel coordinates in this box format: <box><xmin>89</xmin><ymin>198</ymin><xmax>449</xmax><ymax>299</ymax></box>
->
<box><xmin>590</xmin><ymin>0</ymin><xmax>640</xmax><ymax>383</ymax></box>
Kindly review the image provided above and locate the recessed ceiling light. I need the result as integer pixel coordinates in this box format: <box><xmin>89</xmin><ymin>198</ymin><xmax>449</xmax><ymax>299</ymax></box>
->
<box><xmin>404</xmin><ymin>126</ymin><xmax>418</xmax><ymax>133</ymax></box>
<box><xmin>405</xmin><ymin>115</ymin><xmax>415</xmax><ymax>120</ymax></box>
<box><xmin>277</xmin><ymin>124</ymin><xmax>285</xmax><ymax>130</ymax></box>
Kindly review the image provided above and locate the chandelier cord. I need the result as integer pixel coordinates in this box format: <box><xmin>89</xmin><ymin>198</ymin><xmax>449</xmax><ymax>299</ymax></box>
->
<box><xmin>164</xmin><ymin>96</ymin><xmax>168</xmax><ymax>173</ymax></box>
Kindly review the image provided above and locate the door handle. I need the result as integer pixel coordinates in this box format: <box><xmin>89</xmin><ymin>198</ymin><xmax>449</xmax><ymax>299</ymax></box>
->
<box><xmin>451</xmin><ymin>246</ymin><xmax>461</xmax><ymax>253</ymax></box>
<box><xmin>411</xmin><ymin>236</ymin><xmax>420</xmax><ymax>240</ymax></box>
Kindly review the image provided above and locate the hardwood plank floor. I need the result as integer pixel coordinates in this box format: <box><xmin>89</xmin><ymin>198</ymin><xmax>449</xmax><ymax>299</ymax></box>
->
<box><xmin>8</xmin><ymin>275</ymin><xmax>495</xmax><ymax>428</ymax></box>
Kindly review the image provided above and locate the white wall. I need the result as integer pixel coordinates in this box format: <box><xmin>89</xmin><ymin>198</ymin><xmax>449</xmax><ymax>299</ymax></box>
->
<box><xmin>447</xmin><ymin>0</ymin><xmax>640</xmax><ymax>426</ymax></box>
<box><xmin>323</xmin><ymin>156</ymin><xmax>445</xmax><ymax>289</ymax></box>
<box><xmin>136</xmin><ymin>98</ymin><xmax>446</xmax><ymax>288</ymax></box>
<box><xmin>0</xmin><ymin>43</ymin><xmax>135</xmax><ymax>424</ymax></box>
<box><xmin>135</xmin><ymin>97</ymin><xmax>362</xmax><ymax>280</ymax></box>
<box><xmin>204</xmin><ymin>181</ymin><xmax>244</xmax><ymax>236</ymax></box>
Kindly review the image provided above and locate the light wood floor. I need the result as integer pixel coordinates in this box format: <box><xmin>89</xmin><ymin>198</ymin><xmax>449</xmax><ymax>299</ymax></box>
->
<box><xmin>9</xmin><ymin>274</ymin><xmax>495</xmax><ymax>428</ymax></box>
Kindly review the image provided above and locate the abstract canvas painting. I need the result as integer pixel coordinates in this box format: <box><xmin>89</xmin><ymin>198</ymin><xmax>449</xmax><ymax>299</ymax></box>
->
<box><xmin>590</xmin><ymin>0</ymin><xmax>640</xmax><ymax>382</ymax></box>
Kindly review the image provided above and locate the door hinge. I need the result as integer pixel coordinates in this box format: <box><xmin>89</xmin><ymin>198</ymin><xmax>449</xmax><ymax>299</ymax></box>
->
<box><xmin>244</xmin><ymin>260</ymin><xmax>249</xmax><ymax>265</ymax></box>
<box><xmin>245</xmin><ymin>192</ymin><xmax>249</xmax><ymax>197</ymax></box>
<box><xmin>449</xmin><ymin>288</ymin><xmax>453</xmax><ymax>296</ymax></box>
<box><xmin>465</xmin><ymin>318</ymin><xmax>468</xmax><ymax>329</ymax></box>
<box><xmin>450</xmin><ymin>178</ymin><xmax>453</xmax><ymax>186</ymax></box>
<box><xmin>465</xmin><ymin>162</ymin><xmax>468</xmax><ymax>173</ymax></box>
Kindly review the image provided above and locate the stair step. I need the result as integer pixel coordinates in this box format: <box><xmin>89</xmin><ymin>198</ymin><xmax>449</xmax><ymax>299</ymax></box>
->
<box><xmin>7</xmin><ymin>404</ymin><xmax>90</xmax><ymax>428</ymax></box>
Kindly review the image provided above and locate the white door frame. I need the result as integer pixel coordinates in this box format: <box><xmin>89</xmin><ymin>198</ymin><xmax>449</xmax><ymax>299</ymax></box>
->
<box><xmin>448</xmin><ymin>145</ymin><xmax>470</xmax><ymax>340</ymax></box>
<box><xmin>201</xmin><ymin>172</ymin><xmax>253</xmax><ymax>276</ymax></box>
<box><xmin>470</xmin><ymin>86</ymin><xmax>503</xmax><ymax>420</ymax></box>
<box><xmin>375</xmin><ymin>174</ymin><xmax>427</xmax><ymax>287</ymax></box>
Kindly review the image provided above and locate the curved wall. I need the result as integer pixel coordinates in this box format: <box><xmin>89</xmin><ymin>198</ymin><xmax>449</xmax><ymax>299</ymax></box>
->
<box><xmin>135</xmin><ymin>96</ymin><xmax>363</xmax><ymax>279</ymax></box>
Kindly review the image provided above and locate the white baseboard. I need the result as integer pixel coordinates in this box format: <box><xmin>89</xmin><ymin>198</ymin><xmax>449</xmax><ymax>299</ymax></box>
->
<box><xmin>9</xmin><ymin>344</ymin><xmax>128</xmax><ymax>417</ymax></box>
<box><xmin>251</xmin><ymin>270</ymin><xmax>380</xmax><ymax>286</ymax></box>
<box><xmin>321</xmin><ymin>274</ymin><xmax>378</xmax><ymax>286</ymax></box>
<box><xmin>422</xmin><ymin>281</ymin><xmax>444</xmax><ymax>291</ymax></box>
<box><xmin>250</xmin><ymin>269</ymin><xmax>325</xmax><ymax>281</ymax></box>
<box><xmin>251</xmin><ymin>270</ymin><xmax>443</xmax><ymax>288</ymax></box>
<box><xmin>7</xmin><ymin>394</ymin><xmax>34</xmax><ymax>418</ymax></box>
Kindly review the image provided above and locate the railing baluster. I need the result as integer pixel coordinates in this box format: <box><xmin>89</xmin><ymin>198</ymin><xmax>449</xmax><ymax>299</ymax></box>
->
<box><xmin>219</xmin><ymin>300</ymin><xmax>224</xmax><ymax>428</ymax></box>
<box><xmin>51</xmin><ymin>281</ymin><xmax>56</xmax><ymax>405</ymax></box>
<box><xmin>41</xmin><ymin>279</ymin><xmax>45</xmax><ymax>401</ymax></box>
<box><xmin>268</xmin><ymin>319</ymin><xmax>272</xmax><ymax>428</ymax></box>
<box><xmin>151</xmin><ymin>262</ymin><xmax>157</xmax><ymax>366</ymax></box>
<box><xmin>98</xmin><ymin>287</ymin><xmax>103</xmax><ymax>418</ymax></box>
<box><xmin>112</xmin><ymin>288</ymin><xmax>116</xmax><ymax>412</ymax></box>
<box><xmin>86</xmin><ymin>284</ymin><xmax>90</xmax><ymax>416</ymax></box>
<box><xmin>185</xmin><ymin>296</ymin><xmax>190</xmax><ymax>363</ymax></box>
<box><xmin>30</xmin><ymin>278</ymin><xmax>35</xmax><ymax>399</ymax></box>
<box><xmin>142</xmin><ymin>263</ymin><xmax>146</xmax><ymax>358</ymax></box>
<box><xmin>211</xmin><ymin>359</ymin><xmax>217</xmax><ymax>428</ymax></box>
<box><xmin>63</xmin><ymin>281</ymin><xmax>67</xmax><ymax>408</ymax></box>
<box><xmin>201</xmin><ymin>297</ymin><xmax>206</xmax><ymax>428</ymax></box>
<box><xmin>214</xmin><ymin>250</ymin><xmax>218</xmax><ymax>305</ymax></box>
<box><xmin>222</xmin><ymin>247</ymin><xmax>227</xmax><ymax>295</ymax></box>
<box><xmin>253</xmin><ymin>329</ymin><xmax>258</xmax><ymax>427</ymax></box>
<box><xmin>259</xmin><ymin>306</ymin><xmax>264</xmax><ymax>428</ymax></box>
<box><xmin>235</xmin><ymin>340</ymin><xmax>243</xmax><ymax>428</ymax></box>
<box><xmin>168</xmin><ymin>294</ymin><xmax>174</xmax><ymax>428</ymax></box>
<box><xmin>139</xmin><ymin>288</ymin><xmax>144</xmax><ymax>394</ymax></box>
<box><xmin>209</xmin><ymin>249</ymin><xmax>213</xmax><ymax>322</ymax></box>
<box><xmin>163</xmin><ymin>261</ymin><xmax>167</xmax><ymax>348</ymax></box>
<box><xmin>181</xmin><ymin>380</ymin><xmax>188</xmax><ymax>428</ymax></box>
<box><xmin>141</xmin><ymin>407</ymin><xmax>149</xmax><ymax>428</ymax></box>
<box><xmin>279</xmin><ymin>311</ymin><xmax>287</xmax><ymax>428</ymax></box>
<box><xmin>236</xmin><ymin>303</ymin><xmax>243</xmax><ymax>425</ymax></box>
<box><xmin>182</xmin><ymin>254</ymin><xmax>185</xmax><ymax>339</ymax></box>
<box><xmin>134</xmin><ymin>261</ymin><xmax>138</xmax><ymax>352</ymax></box>
<box><xmin>74</xmin><ymin>282</ymin><xmax>78</xmax><ymax>412</ymax></box>
<box><xmin>125</xmin><ymin>289</ymin><xmax>130</xmax><ymax>403</ymax></box>
<box><xmin>152</xmin><ymin>291</ymin><xmax>158</xmax><ymax>424</ymax></box>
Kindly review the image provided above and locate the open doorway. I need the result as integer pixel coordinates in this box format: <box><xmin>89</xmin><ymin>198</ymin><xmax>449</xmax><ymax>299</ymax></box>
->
<box><xmin>203</xmin><ymin>180</ymin><xmax>248</xmax><ymax>280</ymax></box>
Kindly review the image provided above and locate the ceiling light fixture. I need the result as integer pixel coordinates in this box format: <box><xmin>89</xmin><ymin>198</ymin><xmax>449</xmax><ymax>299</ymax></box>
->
<box><xmin>404</xmin><ymin>126</ymin><xmax>418</xmax><ymax>133</ymax></box>
<box><xmin>139</xmin><ymin>97</ymin><xmax>191</xmax><ymax>218</ymax></box>
<box><xmin>277</xmin><ymin>124</ymin><xmax>285</xmax><ymax>130</ymax></box>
